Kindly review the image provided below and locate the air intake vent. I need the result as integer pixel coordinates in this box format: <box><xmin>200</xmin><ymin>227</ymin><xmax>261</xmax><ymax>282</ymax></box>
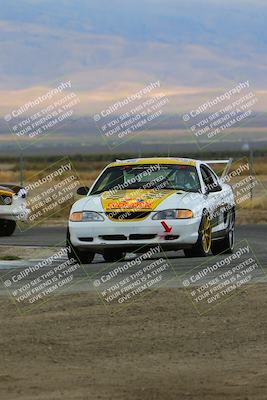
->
<box><xmin>78</xmin><ymin>237</ymin><xmax>93</xmax><ymax>242</ymax></box>
<box><xmin>106</xmin><ymin>211</ymin><xmax>151</xmax><ymax>221</ymax></box>
<box><xmin>99</xmin><ymin>235</ymin><xmax>127</xmax><ymax>241</ymax></box>
<box><xmin>129</xmin><ymin>234</ymin><xmax>157</xmax><ymax>240</ymax></box>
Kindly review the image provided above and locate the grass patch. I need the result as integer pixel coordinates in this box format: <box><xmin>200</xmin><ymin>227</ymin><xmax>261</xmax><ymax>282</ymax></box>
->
<box><xmin>0</xmin><ymin>255</ymin><xmax>21</xmax><ymax>260</ymax></box>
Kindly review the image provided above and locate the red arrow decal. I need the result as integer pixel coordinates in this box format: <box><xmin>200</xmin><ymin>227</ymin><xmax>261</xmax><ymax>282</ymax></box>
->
<box><xmin>161</xmin><ymin>221</ymin><xmax>172</xmax><ymax>233</ymax></box>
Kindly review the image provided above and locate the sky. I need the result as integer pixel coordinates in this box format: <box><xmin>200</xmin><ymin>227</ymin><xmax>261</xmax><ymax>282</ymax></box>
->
<box><xmin>0</xmin><ymin>0</ymin><xmax>266</xmax><ymax>115</ymax></box>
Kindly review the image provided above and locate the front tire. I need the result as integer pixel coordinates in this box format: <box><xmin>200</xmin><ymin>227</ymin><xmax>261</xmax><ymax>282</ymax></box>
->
<box><xmin>211</xmin><ymin>209</ymin><xmax>235</xmax><ymax>255</ymax></box>
<box><xmin>66</xmin><ymin>228</ymin><xmax>95</xmax><ymax>264</ymax></box>
<box><xmin>184</xmin><ymin>212</ymin><xmax>212</xmax><ymax>258</ymax></box>
<box><xmin>0</xmin><ymin>219</ymin><xmax>16</xmax><ymax>236</ymax></box>
<box><xmin>102</xmin><ymin>250</ymin><xmax>125</xmax><ymax>263</ymax></box>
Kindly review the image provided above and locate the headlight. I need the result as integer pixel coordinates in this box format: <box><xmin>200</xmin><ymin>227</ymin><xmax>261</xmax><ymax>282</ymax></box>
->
<box><xmin>152</xmin><ymin>209</ymin><xmax>193</xmax><ymax>220</ymax></box>
<box><xmin>70</xmin><ymin>211</ymin><xmax>104</xmax><ymax>222</ymax></box>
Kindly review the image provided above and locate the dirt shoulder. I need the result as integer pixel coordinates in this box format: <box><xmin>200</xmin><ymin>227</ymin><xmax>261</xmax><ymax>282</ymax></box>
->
<box><xmin>0</xmin><ymin>285</ymin><xmax>267</xmax><ymax>400</ymax></box>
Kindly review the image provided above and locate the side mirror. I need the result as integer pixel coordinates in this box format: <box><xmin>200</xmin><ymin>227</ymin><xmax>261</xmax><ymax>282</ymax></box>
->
<box><xmin>206</xmin><ymin>184</ymin><xmax>222</xmax><ymax>194</ymax></box>
<box><xmin>77</xmin><ymin>186</ymin><xmax>89</xmax><ymax>195</ymax></box>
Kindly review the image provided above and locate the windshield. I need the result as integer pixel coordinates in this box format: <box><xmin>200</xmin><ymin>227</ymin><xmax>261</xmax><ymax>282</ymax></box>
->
<box><xmin>90</xmin><ymin>164</ymin><xmax>201</xmax><ymax>194</ymax></box>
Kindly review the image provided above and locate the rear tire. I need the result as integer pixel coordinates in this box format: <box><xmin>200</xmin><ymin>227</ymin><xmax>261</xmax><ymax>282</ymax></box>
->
<box><xmin>66</xmin><ymin>228</ymin><xmax>95</xmax><ymax>264</ymax></box>
<box><xmin>102</xmin><ymin>250</ymin><xmax>125</xmax><ymax>263</ymax></box>
<box><xmin>0</xmin><ymin>219</ymin><xmax>16</xmax><ymax>236</ymax></box>
<box><xmin>211</xmin><ymin>209</ymin><xmax>235</xmax><ymax>255</ymax></box>
<box><xmin>184</xmin><ymin>211</ymin><xmax>212</xmax><ymax>258</ymax></box>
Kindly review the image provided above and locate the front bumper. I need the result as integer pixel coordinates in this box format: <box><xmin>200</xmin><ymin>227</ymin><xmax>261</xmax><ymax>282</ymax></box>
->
<box><xmin>0</xmin><ymin>205</ymin><xmax>30</xmax><ymax>222</ymax></box>
<box><xmin>69</xmin><ymin>217</ymin><xmax>201</xmax><ymax>252</ymax></box>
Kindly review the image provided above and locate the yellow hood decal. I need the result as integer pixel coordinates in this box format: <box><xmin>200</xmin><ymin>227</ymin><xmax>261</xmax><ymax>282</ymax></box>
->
<box><xmin>101</xmin><ymin>189</ymin><xmax>176</xmax><ymax>212</ymax></box>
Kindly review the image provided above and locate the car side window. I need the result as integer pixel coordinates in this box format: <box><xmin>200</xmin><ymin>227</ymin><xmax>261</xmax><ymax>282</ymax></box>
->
<box><xmin>200</xmin><ymin>165</ymin><xmax>217</xmax><ymax>191</ymax></box>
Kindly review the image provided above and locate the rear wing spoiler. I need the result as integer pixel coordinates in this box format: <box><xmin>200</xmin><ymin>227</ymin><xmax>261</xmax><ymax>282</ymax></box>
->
<box><xmin>204</xmin><ymin>159</ymin><xmax>233</xmax><ymax>180</ymax></box>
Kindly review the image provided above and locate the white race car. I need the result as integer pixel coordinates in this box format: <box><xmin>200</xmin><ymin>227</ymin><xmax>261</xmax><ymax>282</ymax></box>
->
<box><xmin>0</xmin><ymin>184</ymin><xmax>30</xmax><ymax>236</ymax></box>
<box><xmin>67</xmin><ymin>157</ymin><xmax>235</xmax><ymax>263</ymax></box>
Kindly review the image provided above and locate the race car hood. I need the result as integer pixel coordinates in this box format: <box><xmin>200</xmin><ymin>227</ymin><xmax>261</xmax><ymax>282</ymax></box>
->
<box><xmin>71</xmin><ymin>189</ymin><xmax>203</xmax><ymax>213</ymax></box>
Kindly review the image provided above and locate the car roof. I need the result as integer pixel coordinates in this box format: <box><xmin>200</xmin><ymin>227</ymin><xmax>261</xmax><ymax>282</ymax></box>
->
<box><xmin>108</xmin><ymin>157</ymin><xmax>199</xmax><ymax>168</ymax></box>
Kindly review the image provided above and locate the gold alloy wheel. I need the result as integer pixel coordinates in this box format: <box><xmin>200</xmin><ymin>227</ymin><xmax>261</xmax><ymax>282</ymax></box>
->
<box><xmin>201</xmin><ymin>214</ymin><xmax>212</xmax><ymax>253</ymax></box>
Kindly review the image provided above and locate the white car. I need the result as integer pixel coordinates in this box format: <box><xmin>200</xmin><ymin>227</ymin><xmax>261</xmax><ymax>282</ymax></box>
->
<box><xmin>0</xmin><ymin>184</ymin><xmax>30</xmax><ymax>236</ymax></box>
<box><xmin>67</xmin><ymin>157</ymin><xmax>235</xmax><ymax>263</ymax></box>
